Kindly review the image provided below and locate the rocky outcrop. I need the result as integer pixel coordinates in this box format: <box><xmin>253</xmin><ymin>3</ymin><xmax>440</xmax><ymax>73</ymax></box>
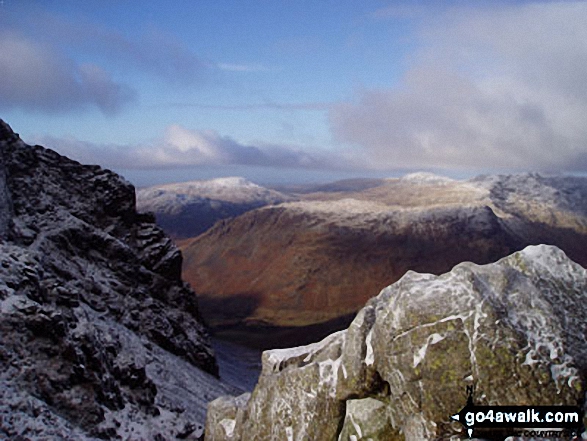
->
<box><xmin>206</xmin><ymin>245</ymin><xmax>587</xmax><ymax>440</ymax></box>
<box><xmin>0</xmin><ymin>120</ymin><xmax>238</xmax><ymax>440</ymax></box>
<box><xmin>476</xmin><ymin>173</ymin><xmax>587</xmax><ymax>267</ymax></box>
<box><xmin>182</xmin><ymin>173</ymin><xmax>587</xmax><ymax>348</ymax></box>
<box><xmin>0</xmin><ymin>122</ymin><xmax>13</xmax><ymax>239</ymax></box>
<box><xmin>136</xmin><ymin>177</ymin><xmax>292</xmax><ymax>239</ymax></box>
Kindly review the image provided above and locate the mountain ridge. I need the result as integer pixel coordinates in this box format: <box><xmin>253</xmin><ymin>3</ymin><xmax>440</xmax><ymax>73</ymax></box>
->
<box><xmin>136</xmin><ymin>176</ymin><xmax>292</xmax><ymax>239</ymax></box>
<box><xmin>182</xmin><ymin>171</ymin><xmax>587</xmax><ymax>348</ymax></box>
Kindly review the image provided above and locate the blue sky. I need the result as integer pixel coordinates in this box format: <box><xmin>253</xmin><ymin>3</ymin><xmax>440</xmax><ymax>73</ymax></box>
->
<box><xmin>1</xmin><ymin>1</ymin><xmax>587</xmax><ymax>186</ymax></box>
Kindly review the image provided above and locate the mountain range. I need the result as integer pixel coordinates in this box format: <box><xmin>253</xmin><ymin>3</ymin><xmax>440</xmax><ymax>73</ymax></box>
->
<box><xmin>3</xmin><ymin>117</ymin><xmax>587</xmax><ymax>439</ymax></box>
<box><xmin>169</xmin><ymin>172</ymin><xmax>587</xmax><ymax>348</ymax></box>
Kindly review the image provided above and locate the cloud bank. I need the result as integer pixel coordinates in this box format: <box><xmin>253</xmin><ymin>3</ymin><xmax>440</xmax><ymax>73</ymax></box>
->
<box><xmin>0</xmin><ymin>31</ymin><xmax>135</xmax><ymax>114</ymax></box>
<box><xmin>0</xmin><ymin>8</ymin><xmax>208</xmax><ymax>114</ymax></box>
<box><xmin>36</xmin><ymin>125</ymin><xmax>332</xmax><ymax>170</ymax></box>
<box><xmin>23</xmin><ymin>12</ymin><xmax>209</xmax><ymax>84</ymax></box>
<box><xmin>331</xmin><ymin>1</ymin><xmax>587</xmax><ymax>172</ymax></box>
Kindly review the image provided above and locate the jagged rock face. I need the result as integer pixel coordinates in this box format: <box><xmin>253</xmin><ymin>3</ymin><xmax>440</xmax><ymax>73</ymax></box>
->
<box><xmin>182</xmin><ymin>173</ymin><xmax>587</xmax><ymax>348</ymax></box>
<box><xmin>475</xmin><ymin>173</ymin><xmax>587</xmax><ymax>267</ymax></box>
<box><xmin>206</xmin><ymin>245</ymin><xmax>587</xmax><ymax>440</ymax></box>
<box><xmin>136</xmin><ymin>177</ymin><xmax>292</xmax><ymax>239</ymax></box>
<box><xmin>0</xmin><ymin>120</ymin><xmax>237</xmax><ymax>440</ymax></box>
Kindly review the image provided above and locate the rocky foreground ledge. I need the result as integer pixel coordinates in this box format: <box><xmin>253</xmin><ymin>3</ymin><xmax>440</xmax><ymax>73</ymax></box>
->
<box><xmin>206</xmin><ymin>245</ymin><xmax>587</xmax><ymax>440</ymax></box>
<box><xmin>0</xmin><ymin>120</ymin><xmax>239</xmax><ymax>440</ymax></box>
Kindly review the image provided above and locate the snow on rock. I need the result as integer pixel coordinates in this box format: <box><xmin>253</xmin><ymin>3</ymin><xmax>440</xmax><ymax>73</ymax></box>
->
<box><xmin>364</xmin><ymin>329</ymin><xmax>374</xmax><ymax>366</ymax></box>
<box><xmin>206</xmin><ymin>245</ymin><xmax>587</xmax><ymax>441</ymax></box>
<box><xmin>0</xmin><ymin>119</ymin><xmax>237</xmax><ymax>440</ymax></box>
<box><xmin>262</xmin><ymin>330</ymin><xmax>346</xmax><ymax>375</ymax></box>
<box><xmin>470</xmin><ymin>173</ymin><xmax>587</xmax><ymax>233</ymax></box>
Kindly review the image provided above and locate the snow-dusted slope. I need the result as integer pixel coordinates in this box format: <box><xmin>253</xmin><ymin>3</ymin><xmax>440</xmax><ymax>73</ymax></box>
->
<box><xmin>137</xmin><ymin>177</ymin><xmax>292</xmax><ymax>238</ymax></box>
<box><xmin>399</xmin><ymin>171</ymin><xmax>456</xmax><ymax>184</ymax></box>
<box><xmin>183</xmin><ymin>171</ymin><xmax>587</xmax><ymax>349</ymax></box>
<box><xmin>0</xmin><ymin>120</ymin><xmax>239</xmax><ymax>440</ymax></box>
<box><xmin>138</xmin><ymin>177</ymin><xmax>289</xmax><ymax>207</ymax></box>
<box><xmin>472</xmin><ymin>173</ymin><xmax>587</xmax><ymax>230</ymax></box>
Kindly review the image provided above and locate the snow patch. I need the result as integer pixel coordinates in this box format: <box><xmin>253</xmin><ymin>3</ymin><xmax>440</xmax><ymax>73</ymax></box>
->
<box><xmin>400</xmin><ymin>172</ymin><xmax>456</xmax><ymax>184</ymax></box>
<box><xmin>318</xmin><ymin>355</ymin><xmax>343</xmax><ymax>397</ymax></box>
<box><xmin>219</xmin><ymin>418</ymin><xmax>236</xmax><ymax>438</ymax></box>
<box><xmin>285</xmin><ymin>425</ymin><xmax>294</xmax><ymax>441</ymax></box>
<box><xmin>365</xmin><ymin>329</ymin><xmax>374</xmax><ymax>366</ymax></box>
<box><xmin>0</xmin><ymin>295</ymin><xmax>37</xmax><ymax>314</ymax></box>
<box><xmin>263</xmin><ymin>330</ymin><xmax>345</xmax><ymax>375</ymax></box>
<box><xmin>349</xmin><ymin>413</ymin><xmax>363</xmax><ymax>438</ymax></box>
<box><xmin>413</xmin><ymin>333</ymin><xmax>446</xmax><ymax>368</ymax></box>
<box><xmin>341</xmin><ymin>362</ymin><xmax>348</xmax><ymax>379</ymax></box>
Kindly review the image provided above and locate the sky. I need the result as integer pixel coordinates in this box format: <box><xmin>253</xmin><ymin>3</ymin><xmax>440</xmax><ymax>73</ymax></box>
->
<box><xmin>1</xmin><ymin>0</ymin><xmax>587</xmax><ymax>187</ymax></box>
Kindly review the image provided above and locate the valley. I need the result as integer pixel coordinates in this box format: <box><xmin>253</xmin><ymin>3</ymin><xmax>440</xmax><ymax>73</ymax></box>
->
<box><xmin>5</xmin><ymin>1</ymin><xmax>587</xmax><ymax>438</ymax></box>
<box><xmin>3</xmin><ymin>117</ymin><xmax>587</xmax><ymax>439</ymax></box>
<box><xmin>138</xmin><ymin>172</ymin><xmax>587</xmax><ymax>350</ymax></box>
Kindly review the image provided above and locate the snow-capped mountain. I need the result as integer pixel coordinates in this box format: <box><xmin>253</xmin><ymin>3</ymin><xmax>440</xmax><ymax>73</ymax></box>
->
<box><xmin>137</xmin><ymin>177</ymin><xmax>292</xmax><ymax>239</ymax></box>
<box><xmin>182</xmin><ymin>172</ymin><xmax>587</xmax><ymax>349</ymax></box>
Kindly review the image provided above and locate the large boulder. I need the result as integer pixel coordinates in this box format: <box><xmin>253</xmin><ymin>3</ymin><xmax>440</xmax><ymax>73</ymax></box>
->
<box><xmin>206</xmin><ymin>245</ymin><xmax>587</xmax><ymax>440</ymax></box>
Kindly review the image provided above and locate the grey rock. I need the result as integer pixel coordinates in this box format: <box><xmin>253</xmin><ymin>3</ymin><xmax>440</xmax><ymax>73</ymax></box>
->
<box><xmin>338</xmin><ymin>397</ymin><xmax>399</xmax><ymax>441</ymax></box>
<box><xmin>207</xmin><ymin>245</ymin><xmax>587</xmax><ymax>440</ymax></box>
<box><xmin>205</xmin><ymin>393</ymin><xmax>251</xmax><ymax>441</ymax></box>
<box><xmin>0</xmin><ymin>120</ymin><xmax>238</xmax><ymax>440</ymax></box>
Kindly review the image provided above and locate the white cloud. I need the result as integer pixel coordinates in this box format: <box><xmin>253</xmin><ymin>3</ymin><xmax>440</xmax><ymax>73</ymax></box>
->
<box><xmin>331</xmin><ymin>1</ymin><xmax>587</xmax><ymax>172</ymax></box>
<box><xmin>35</xmin><ymin>125</ymin><xmax>335</xmax><ymax>170</ymax></box>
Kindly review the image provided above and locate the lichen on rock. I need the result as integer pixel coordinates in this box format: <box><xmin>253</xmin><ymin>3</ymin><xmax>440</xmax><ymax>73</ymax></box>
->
<box><xmin>206</xmin><ymin>244</ymin><xmax>587</xmax><ymax>440</ymax></box>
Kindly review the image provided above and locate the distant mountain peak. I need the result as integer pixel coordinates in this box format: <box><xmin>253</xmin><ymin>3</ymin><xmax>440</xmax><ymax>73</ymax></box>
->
<box><xmin>207</xmin><ymin>176</ymin><xmax>258</xmax><ymax>187</ymax></box>
<box><xmin>158</xmin><ymin>176</ymin><xmax>259</xmax><ymax>191</ymax></box>
<box><xmin>136</xmin><ymin>177</ymin><xmax>293</xmax><ymax>239</ymax></box>
<box><xmin>399</xmin><ymin>172</ymin><xmax>456</xmax><ymax>184</ymax></box>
